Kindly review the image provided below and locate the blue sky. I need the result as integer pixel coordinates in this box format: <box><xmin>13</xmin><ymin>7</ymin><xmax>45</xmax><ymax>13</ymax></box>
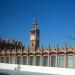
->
<box><xmin>0</xmin><ymin>0</ymin><xmax>75</xmax><ymax>48</ymax></box>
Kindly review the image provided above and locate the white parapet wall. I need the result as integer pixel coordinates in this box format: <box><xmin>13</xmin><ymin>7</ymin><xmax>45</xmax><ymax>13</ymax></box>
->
<box><xmin>0</xmin><ymin>63</ymin><xmax>75</xmax><ymax>75</ymax></box>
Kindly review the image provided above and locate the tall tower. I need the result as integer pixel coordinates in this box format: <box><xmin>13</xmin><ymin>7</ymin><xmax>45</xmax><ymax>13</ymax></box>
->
<box><xmin>30</xmin><ymin>15</ymin><xmax>40</xmax><ymax>50</ymax></box>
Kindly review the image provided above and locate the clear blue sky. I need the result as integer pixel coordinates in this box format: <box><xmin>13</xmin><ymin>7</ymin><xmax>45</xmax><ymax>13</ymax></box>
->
<box><xmin>0</xmin><ymin>0</ymin><xmax>75</xmax><ymax>48</ymax></box>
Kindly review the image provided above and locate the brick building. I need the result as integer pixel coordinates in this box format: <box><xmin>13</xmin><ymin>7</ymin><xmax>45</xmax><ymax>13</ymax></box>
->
<box><xmin>0</xmin><ymin>16</ymin><xmax>75</xmax><ymax>68</ymax></box>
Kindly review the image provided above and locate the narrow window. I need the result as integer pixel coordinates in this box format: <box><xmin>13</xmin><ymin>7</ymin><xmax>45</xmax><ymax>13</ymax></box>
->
<box><xmin>51</xmin><ymin>56</ymin><xmax>56</xmax><ymax>67</ymax></box>
<box><xmin>67</xmin><ymin>55</ymin><xmax>73</xmax><ymax>68</ymax></box>
<box><xmin>23</xmin><ymin>56</ymin><xmax>27</xmax><ymax>65</ymax></box>
<box><xmin>6</xmin><ymin>57</ymin><xmax>9</xmax><ymax>63</ymax></box>
<box><xmin>30</xmin><ymin>56</ymin><xmax>33</xmax><ymax>65</ymax></box>
<box><xmin>43</xmin><ymin>56</ymin><xmax>48</xmax><ymax>66</ymax></box>
<box><xmin>1</xmin><ymin>57</ymin><xmax>4</xmax><ymax>63</ymax></box>
<box><xmin>17</xmin><ymin>56</ymin><xmax>21</xmax><ymax>64</ymax></box>
<box><xmin>36</xmin><ymin>56</ymin><xmax>40</xmax><ymax>66</ymax></box>
<box><xmin>59</xmin><ymin>55</ymin><xmax>64</xmax><ymax>67</ymax></box>
<box><xmin>11</xmin><ymin>56</ymin><xmax>15</xmax><ymax>64</ymax></box>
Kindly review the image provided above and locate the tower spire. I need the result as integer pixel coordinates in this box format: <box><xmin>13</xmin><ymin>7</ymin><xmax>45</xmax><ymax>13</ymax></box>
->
<box><xmin>33</xmin><ymin>15</ymin><xmax>38</xmax><ymax>29</ymax></box>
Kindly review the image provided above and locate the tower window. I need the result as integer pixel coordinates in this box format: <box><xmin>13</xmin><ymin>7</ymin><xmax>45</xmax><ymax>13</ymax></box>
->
<box><xmin>31</xmin><ymin>31</ymin><xmax>35</xmax><ymax>35</ymax></box>
<box><xmin>32</xmin><ymin>43</ymin><xmax>33</xmax><ymax>46</ymax></box>
<box><xmin>36</xmin><ymin>31</ymin><xmax>39</xmax><ymax>36</ymax></box>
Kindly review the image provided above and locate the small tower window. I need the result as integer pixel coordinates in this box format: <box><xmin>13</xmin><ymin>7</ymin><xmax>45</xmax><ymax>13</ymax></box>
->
<box><xmin>32</xmin><ymin>43</ymin><xmax>33</xmax><ymax>47</ymax></box>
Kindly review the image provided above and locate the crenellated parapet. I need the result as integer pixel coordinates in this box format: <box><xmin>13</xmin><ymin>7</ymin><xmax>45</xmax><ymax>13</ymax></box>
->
<box><xmin>58</xmin><ymin>48</ymin><xmax>65</xmax><ymax>54</ymax></box>
<box><xmin>42</xmin><ymin>48</ymin><xmax>48</xmax><ymax>55</ymax></box>
<box><xmin>66</xmin><ymin>47</ymin><xmax>74</xmax><ymax>54</ymax></box>
<box><xmin>16</xmin><ymin>48</ymin><xmax>22</xmax><ymax>55</ymax></box>
<box><xmin>10</xmin><ymin>48</ymin><xmax>16</xmax><ymax>55</ymax></box>
<box><xmin>5</xmin><ymin>49</ymin><xmax>10</xmax><ymax>56</ymax></box>
<box><xmin>35</xmin><ymin>48</ymin><xmax>41</xmax><ymax>55</ymax></box>
<box><xmin>29</xmin><ymin>48</ymin><xmax>34</xmax><ymax>55</ymax></box>
<box><xmin>22</xmin><ymin>48</ymin><xmax>28</xmax><ymax>55</ymax></box>
<box><xmin>0</xmin><ymin>49</ymin><xmax>5</xmax><ymax>56</ymax></box>
<box><xmin>49</xmin><ymin>48</ymin><xmax>57</xmax><ymax>54</ymax></box>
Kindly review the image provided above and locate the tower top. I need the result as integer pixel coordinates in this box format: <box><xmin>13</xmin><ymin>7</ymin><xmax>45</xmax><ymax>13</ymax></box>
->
<box><xmin>32</xmin><ymin>15</ymin><xmax>38</xmax><ymax>29</ymax></box>
<box><xmin>30</xmin><ymin>15</ymin><xmax>40</xmax><ymax>50</ymax></box>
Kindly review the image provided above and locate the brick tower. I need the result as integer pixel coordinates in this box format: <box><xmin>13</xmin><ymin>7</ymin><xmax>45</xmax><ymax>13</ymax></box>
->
<box><xmin>30</xmin><ymin>15</ymin><xmax>40</xmax><ymax>50</ymax></box>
